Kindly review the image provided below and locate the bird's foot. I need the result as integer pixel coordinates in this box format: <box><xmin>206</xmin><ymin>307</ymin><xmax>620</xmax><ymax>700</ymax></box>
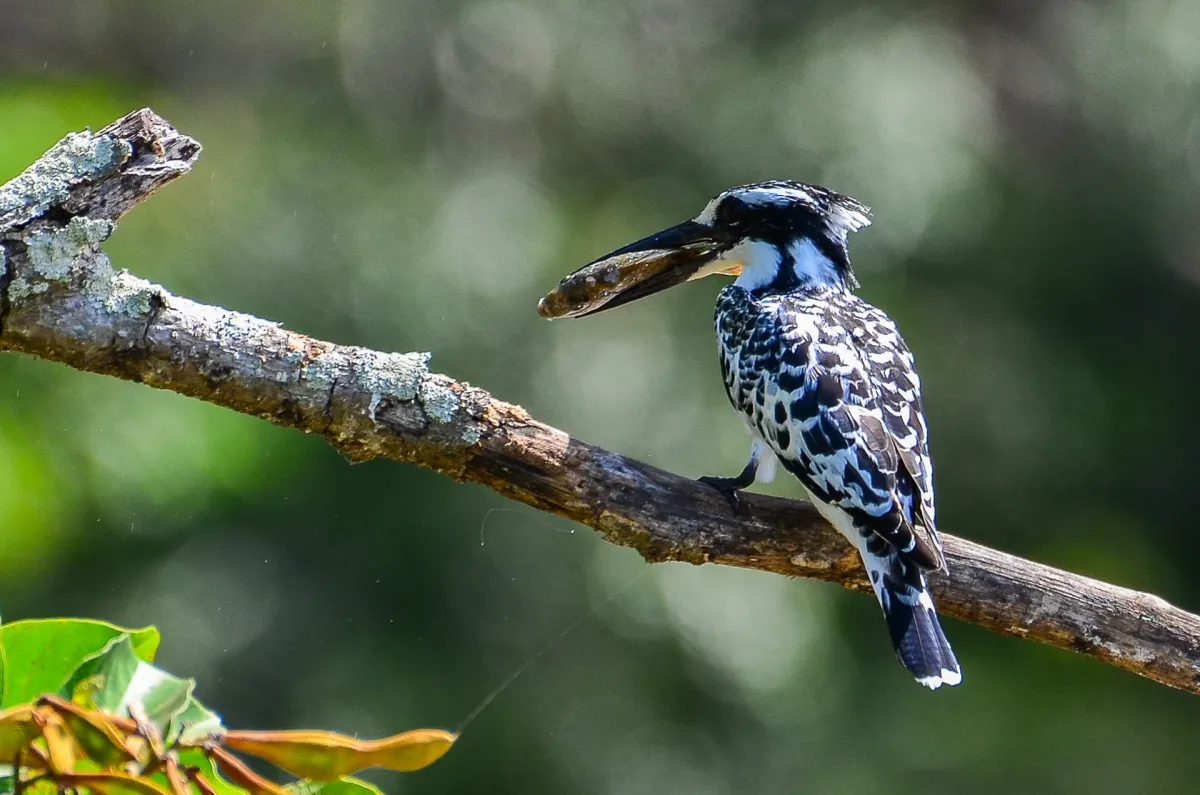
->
<box><xmin>698</xmin><ymin>474</ymin><xmax>750</xmax><ymax>515</ymax></box>
<box><xmin>699</xmin><ymin>457</ymin><xmax>758</xmax><ymax>515</ymax></box>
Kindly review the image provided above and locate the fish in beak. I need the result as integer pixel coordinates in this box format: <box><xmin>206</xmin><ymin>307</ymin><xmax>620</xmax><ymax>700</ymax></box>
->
<box><xmin>537</xmin><ymin>220</ymin><xmax>738</xmax><ymax>319</ymax></box>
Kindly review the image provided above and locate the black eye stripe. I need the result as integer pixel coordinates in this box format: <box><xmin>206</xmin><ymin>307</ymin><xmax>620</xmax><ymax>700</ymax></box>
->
<box><xmin>716</xmin><ymin>198</ymin><xmax>827</xmax><ymax>248</ymax></box>
<box><xmin>714</xmin><ymin>196</ymin><xmax>750</xmax><ymax>227</ymax></box>
<box><xmin>707</xmin><ymin>183</ymin><xmax>860</xmax><ymax>292</ymax></box>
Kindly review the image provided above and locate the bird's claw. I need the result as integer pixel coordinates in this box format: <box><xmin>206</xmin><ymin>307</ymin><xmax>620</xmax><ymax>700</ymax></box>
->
<box><xmin>698</xmin><ymin>475</ymin><xmax>745</xmax><ymax>515</ymax></box>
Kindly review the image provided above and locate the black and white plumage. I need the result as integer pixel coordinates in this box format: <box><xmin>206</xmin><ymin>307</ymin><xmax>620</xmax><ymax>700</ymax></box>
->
<box><xmin>546</xmin><ymin>179</ymin><xmax>961</xmax><ymax>688</ymax></box>
<box><xmin>701</xmin><ymin>182</ymin><xmax>959</xmax><ymax>689</ymax></box>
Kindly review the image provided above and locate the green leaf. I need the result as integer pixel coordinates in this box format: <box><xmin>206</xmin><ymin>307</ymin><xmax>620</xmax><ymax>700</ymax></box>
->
<box><xmin>127</xmin><ymin>667</ymin><xmax>193</xmax><ymax>733</ymax></box>
<box><xmin>169</xmin><ymin>695</ymin><xmax>225</xmax><ymax>746</ymax></box>
<box><xmin>0</xmin><ymin>612</ymin><xmax>6</xmax><ymax>707</ymax></box>
<box><xmin>0</xmin><ymin>619</ymin><xmax>158</xmax><ymax>708</ymax></box>
<box><xmin>60</xmin><ymin>634</ymin><xmax>141</xmax><ymax>711</ymax></box>
<box><xmin>287</xmin><ymin>778</ymin><xmax>384</xmax><ymax>795</ymax></box>
<box><xmin>177</xmin><ymin>748</ymin><xmax>248</xmax><ymax>795</ymax></box>
<box><xmin>61</xmin><ymin>636</ymin><xmax>194</xmax><ymax>736</ymax></box>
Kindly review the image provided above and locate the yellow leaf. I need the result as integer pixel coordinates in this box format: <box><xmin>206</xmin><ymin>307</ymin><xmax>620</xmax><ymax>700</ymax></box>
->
<box><xmin>57</xmin><ymin>771</ymin><xmax>173</xmax><ymax>795</ymax></box>
<box><xmin>38</xmin><ymin>694</ymin><xmax>139</xmax><ymax>766</ymax></box>
<box><xmin>0</xmin><ymin>704</ymin><xmax>37</xmax><ymax>757</ymax></box>
<box><xmin>35</xmin><ymin>705</ymin><xmax>76</xmax><ymax>774</ymax></box>
<box><xmin>222</xmin><ymin>728</ymin><xmax>457</xmax><ymax>779</ymax></box>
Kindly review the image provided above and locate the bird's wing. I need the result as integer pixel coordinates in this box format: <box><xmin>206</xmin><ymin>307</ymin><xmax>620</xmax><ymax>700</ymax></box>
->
<box><xmin>720</xmin><ymin>289</ymin><xmax>942</xmax><ymax>569</ymax></box>
<box><xmin>845</xmin><ymin>301</ymin><xmax>942</xmax><ymax>553</ymax></box>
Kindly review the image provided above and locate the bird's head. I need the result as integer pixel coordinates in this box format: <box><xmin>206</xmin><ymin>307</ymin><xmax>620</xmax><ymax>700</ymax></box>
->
<box><xmin>538</xmin><ymin>180</ymin><xmax>871</xmax><ymax>319</ymax></box>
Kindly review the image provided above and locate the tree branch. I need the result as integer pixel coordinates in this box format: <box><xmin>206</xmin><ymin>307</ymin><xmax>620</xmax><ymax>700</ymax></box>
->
<box><xmin>3</xmin><ymin>109</ymin><xmax>1198</xmax><ymax>695</ymax></box>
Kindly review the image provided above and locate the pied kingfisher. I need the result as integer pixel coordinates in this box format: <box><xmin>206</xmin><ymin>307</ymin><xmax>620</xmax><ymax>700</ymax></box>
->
<box><xmin>544</xmin><ymin>180</ymin><xmax>961</xmax><ymax>689</ymax></box>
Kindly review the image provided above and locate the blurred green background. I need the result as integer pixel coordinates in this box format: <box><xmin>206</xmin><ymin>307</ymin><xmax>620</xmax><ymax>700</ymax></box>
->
<box><xmin>2</xmin><ymin>1</ymin><xmax>1200</xmax><ymax>792</ymax></box>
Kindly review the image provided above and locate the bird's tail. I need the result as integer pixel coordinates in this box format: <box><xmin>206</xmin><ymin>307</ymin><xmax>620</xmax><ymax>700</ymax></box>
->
<box><xmin>861</xmin><ymin>548</ymin><xmax>962</xmax><ymax>689</ymax></box>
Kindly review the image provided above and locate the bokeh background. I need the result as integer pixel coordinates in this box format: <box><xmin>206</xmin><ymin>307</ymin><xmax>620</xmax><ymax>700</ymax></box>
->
<box><xmin>2</xmin><ymin>1</ymin><xmax>1200</xmax><ymax>792</ymax></box>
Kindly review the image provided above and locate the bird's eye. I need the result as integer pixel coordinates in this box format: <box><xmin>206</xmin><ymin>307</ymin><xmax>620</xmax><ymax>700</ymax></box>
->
<box><xmin>716</xmin><ymin>197</ymin><xmax>749</xmax><ymax>229</ymax></box>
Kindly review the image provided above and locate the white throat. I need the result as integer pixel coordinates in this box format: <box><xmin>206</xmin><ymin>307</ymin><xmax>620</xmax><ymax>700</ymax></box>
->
<box><xmin>723</xmin><ymin>237</ymin><xmax>845</xmax><ymax>292</ymax></box>
<box><xmin>727</xmin><ymin>239</ymin><xmax>782</xmax><ymax>291</ymax></box>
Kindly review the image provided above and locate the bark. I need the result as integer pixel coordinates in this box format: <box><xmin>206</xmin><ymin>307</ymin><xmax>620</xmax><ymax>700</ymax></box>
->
<box><xmin>2</xmin><ymin>109</ymin><xmax>1198</xmax><ymax>695</ymax></box>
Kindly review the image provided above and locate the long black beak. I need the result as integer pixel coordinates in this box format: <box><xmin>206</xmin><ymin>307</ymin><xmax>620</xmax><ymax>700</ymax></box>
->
<box><xmin>538</xmin><ymin>220</ymin><xmax>734</xmax><ymax>319</ymax></box>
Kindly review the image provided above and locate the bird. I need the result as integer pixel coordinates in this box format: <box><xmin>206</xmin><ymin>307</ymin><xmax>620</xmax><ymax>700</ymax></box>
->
<box><xmin>541</xmin><ymin>180</ymin><xmax>961</xmax><ymax>689</ymax></box>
